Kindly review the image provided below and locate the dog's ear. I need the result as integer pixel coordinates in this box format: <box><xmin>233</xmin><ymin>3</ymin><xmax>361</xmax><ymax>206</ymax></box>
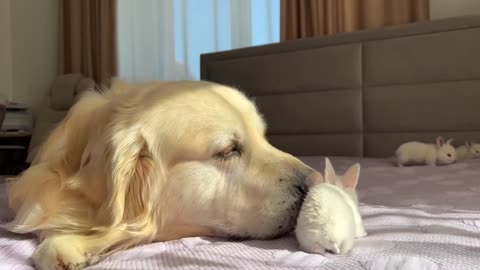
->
<box><xmin>104</xmin><ymin>124</ymin><xmax>161</xmax><ymax>228</ymax></box>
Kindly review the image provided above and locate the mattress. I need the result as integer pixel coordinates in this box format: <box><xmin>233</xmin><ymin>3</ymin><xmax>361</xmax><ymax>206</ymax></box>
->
<box><xmin>1</xmin><ymin>157</ymin><xmax>480</xmax><ymax>269</ymax></box>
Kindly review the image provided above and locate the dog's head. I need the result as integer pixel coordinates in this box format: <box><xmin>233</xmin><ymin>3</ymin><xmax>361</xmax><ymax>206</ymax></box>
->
<box><xmin>97</xmin><ymin>81</ymin><xmax>319</xmax><ymax>241</ymax></box>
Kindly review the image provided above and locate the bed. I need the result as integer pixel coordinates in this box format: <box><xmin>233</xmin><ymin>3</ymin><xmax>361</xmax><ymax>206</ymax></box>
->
<box><xmin>2</xmin><ymin>15</ymin><xmax>480</xmax><ymax>269</ymax></box>
<box><xmin>2</xmin><ymin>158</ymin><xmax>480</xmax><ymax>269</ymax></box>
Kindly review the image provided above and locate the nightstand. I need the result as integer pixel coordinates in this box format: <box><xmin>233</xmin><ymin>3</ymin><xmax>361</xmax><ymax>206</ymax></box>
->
<box><xmin>0</xmin><ymin>131</ymin><xmax>31</xmax><ymax>175</ymax></box>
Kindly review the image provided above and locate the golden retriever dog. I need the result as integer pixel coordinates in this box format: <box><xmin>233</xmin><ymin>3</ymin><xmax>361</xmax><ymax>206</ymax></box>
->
<box><xmin>6</xmin><ymin>80</ymin><xmax>321</xmax><ymax>270</ymax></box>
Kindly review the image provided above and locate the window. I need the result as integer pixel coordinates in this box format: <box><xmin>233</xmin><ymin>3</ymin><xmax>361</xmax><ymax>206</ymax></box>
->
<box><xmin>117</xmin><ymin>0</ymin><xmax>280</xmax><ymax>81</ymax></box>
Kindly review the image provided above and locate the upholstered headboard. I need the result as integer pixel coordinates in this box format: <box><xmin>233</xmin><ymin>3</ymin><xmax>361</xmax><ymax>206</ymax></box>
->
<box><xmin>201</xmin><ymin>16</ymin><xmax>480</xmax><ymax>157</ymax></box>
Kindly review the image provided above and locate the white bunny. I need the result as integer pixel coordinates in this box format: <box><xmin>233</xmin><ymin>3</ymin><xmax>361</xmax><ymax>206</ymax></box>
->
<box><xmin>328</xmin><ymin>160</ymin><xmax>366</xmax><ymax>239</ymax></box>
<box><xmin>456</xmin><ymin>141</ymin><xmax>480</xmax><ymax>160</ymax></box>
<box><xmin>295</xmin><ymin>158</ymin><xmax>365</xmax><ymax>255</ymax></box>
<box><xmin>395</xmin><ymin>136</ymin><xmax>456</xmax><ymax>166</ymax></box>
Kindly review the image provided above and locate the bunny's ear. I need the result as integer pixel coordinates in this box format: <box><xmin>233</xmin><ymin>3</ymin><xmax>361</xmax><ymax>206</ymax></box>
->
<box><xmin>342</xmin><ymin>163</ymin><xmax>360</xmax><ymax>189</ymax></box>
<box><xmin>446</xmin><ymin>138</ymin><xmax>454</xmax><ymax>145</ymax></box>
<box><xmin>324</xmin><ymin>157</ymin><xmax>336</xmax><ymax>184</ymax></box>
<box><xmin>465</xmin><ymin>141</ymin><xmax>471</xmax><ymax>148</ymax></box>
<box><xmin>436</xmin><ymin>136</ymin><xmax>444</xmax><ymax>147</ymax></box>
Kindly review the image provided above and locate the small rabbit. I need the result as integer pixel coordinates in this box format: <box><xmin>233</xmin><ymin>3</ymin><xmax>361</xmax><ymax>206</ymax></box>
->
<box><xmin>395</xmin><ymin>136</ymin><xmax>456</xmax><ymax>167</ymax></box>
<box><xmin>295</xmin><ymin>158</ymin><xmax>365</xmax><ymax>255</ymax></box>
<box><xmin>456</xmin><ymin>141</ymin><xmax>480</xmax><ymax>160</ymax></box>
<box><xmin>327</xmin><ymin>159</ymin><xmax>366</xmax><ymax>239</ymax></box>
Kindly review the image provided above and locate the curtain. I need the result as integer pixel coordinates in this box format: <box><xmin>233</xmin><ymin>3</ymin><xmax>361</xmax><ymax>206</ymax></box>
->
<box><xmin>117</xmin><ymin>0</ymin><xmax>280</xmax><ymax>82</ymax></box>
<box><xmin>281</xmin><ymin>0</ymin><xmax>429</xmax><ymax>40</ymax></box>
<box><xmin>57</xmin><ymin>0</ymin><xmax>117</xmax><ymax>84</ymax></box>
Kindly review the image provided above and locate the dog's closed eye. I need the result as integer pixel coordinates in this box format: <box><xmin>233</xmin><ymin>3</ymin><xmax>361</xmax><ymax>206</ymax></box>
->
<box><xmin>216</xmin><ymin>142</ymin><xmax>242</xmax><ymax>160</ymax></box>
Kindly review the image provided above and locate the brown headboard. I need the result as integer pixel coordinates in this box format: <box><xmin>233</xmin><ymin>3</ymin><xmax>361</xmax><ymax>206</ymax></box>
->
<box><xmin>201</xmin><ymin>16</ymin><xmax>480</xmax><ymax>157</ymax></box>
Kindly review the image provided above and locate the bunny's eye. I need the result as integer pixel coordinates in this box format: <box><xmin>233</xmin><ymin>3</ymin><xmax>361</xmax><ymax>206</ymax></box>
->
<box><xmin>447</xmin><ymin>153</ymin><xmax>452</xmax><ymax>157</ymax></box>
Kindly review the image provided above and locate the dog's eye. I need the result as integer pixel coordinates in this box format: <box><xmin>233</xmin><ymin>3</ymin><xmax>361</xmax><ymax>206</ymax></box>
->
<box><xmin>216</xmin><ymin>144</ymin><xmax>242</xmax><ymax>160</ymax></box>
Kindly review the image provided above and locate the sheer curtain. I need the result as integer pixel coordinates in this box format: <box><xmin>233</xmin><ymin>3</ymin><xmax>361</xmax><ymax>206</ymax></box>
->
<box><xmin>117</xmin><ymin>0</ymin><xmax>279</xmax><ymax>81</ymax></box>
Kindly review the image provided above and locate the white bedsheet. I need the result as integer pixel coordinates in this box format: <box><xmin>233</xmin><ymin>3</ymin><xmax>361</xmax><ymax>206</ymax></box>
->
<box><xmin>2</xmin><ymin>157</ymin><xmax>480</xmax><ymax>270</ymax></box>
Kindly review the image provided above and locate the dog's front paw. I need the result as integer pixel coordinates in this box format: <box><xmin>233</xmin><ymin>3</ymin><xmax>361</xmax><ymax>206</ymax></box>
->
<box><xmin>33</xmin><ymin>235</ymin><xmax>92</xmax><ymax>270</ymax></box>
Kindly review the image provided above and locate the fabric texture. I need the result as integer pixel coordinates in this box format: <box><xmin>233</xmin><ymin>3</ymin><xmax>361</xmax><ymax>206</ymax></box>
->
<box><xmin>2</xmin><ymin>157</ymin><xmax>480</xmax><ymax>269</ymax></box>
<box><xmin>57</xmin><ymin>0</ymin><xmax>117</xmax><ymax>84</ymax></box>
<box><xmin>281</xmin><ymin>0</ymin><xmax>430</xmax><ymax>40</ymax></box>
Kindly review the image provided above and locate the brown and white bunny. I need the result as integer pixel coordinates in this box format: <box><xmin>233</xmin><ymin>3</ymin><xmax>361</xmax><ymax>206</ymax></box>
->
<box><xmin>395</xmin><ymin>136</ymin><xmax>456</xmax><ymax>166</ymax></box>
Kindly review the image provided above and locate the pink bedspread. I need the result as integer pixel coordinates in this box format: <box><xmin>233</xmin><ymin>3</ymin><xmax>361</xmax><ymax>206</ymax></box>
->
<box><xmin>2</xmin><ymin>157</ymin><xmax>480</xmax><ymax>270</ymax></box>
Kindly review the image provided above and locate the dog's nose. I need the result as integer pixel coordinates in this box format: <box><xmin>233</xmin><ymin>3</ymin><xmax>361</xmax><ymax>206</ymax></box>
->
<box><xmin>295</xmin><ymin>184</ymin><xmax>307</xmax><ymax>196</ymax></box>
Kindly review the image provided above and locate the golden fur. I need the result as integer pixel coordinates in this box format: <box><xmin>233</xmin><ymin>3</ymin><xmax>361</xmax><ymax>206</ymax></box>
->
<box><xmin>7</xmin><ymin>80</ymin><xmax>319</xmax><ymax>270</ymax></box>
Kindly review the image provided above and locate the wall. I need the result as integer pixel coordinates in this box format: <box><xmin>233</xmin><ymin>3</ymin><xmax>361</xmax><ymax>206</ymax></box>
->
<box><xmin>1</xmin><ymin>0</ymin><xmax>479</xmax><ymax>112</ymax></box>
<box><xmin>9</xmin><ymin>0</ymin><xmax>58</xmax><ymax>114</ymax></box>
<box><xmin>0</xmin><ymin>0</ymin><xmax>13</xmax><ymax>102</ymax></box>
<box><xmin>430</xmin><ymin>0</ymin><xmax>480</xmax><ymax>20</ymax></box>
